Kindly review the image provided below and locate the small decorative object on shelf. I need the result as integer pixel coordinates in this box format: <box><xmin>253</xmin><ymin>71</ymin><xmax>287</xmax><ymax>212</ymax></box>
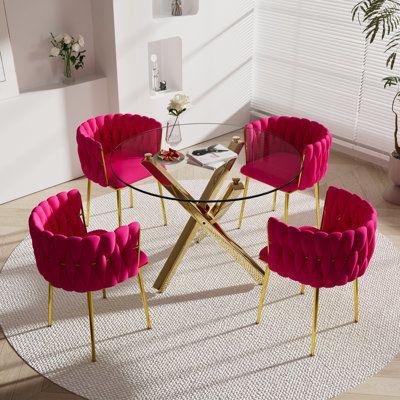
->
<box><xmin>166</xmin><ymin>94</ymin><xmax>190</xmax><ymax>145</ymax></box>
<box><xmin>150</xmin><ymin>54</ymin><xmax>160</xmax><ymax>92</ymax></box>
<box><xmin>159</xmin><ymin>80</ymin><xmax>167</xmax><ymax>91</ymax></box>
<box><xmin>172</xmin><ymin>0</ymin><xmax>183</xmax><ymax>16</ymax></box>
<box><xmin>49</xmin><ymin>33</ymin><xmax>86</xmax><ymax>85</ymax></box>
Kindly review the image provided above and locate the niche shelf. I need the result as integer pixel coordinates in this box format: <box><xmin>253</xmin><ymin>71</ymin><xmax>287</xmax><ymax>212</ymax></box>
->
<box><xmin>148</xmin><ymin>37</ymin><xmax>182</xmax><ymax>97</ymax></box>
<box><xmin>152</xmin><ymin>0</ymin><xmax>199</xmax><ymax>18</ymax></box>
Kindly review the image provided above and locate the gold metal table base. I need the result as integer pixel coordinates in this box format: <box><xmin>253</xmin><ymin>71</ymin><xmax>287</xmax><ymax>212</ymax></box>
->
<box><xmin>142</xmin><ymin>136</ymin><xmax>265</xmax><ymax>293</ymax></box>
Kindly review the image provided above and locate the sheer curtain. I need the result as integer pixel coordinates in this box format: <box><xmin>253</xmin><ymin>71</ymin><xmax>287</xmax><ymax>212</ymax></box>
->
<box><xmin>252</xmin><ymin>0</ymin><xmax>395</xmax><ymax>159</ymax></box>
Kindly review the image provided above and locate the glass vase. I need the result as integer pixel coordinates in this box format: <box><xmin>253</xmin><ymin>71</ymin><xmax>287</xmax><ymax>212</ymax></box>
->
<box><xmin>171</xmin><ymin>0</ymin><xmax>183</xmax><ymax>16</ymax></box>
<box><xmin>63</xmin><ymin>59</ymin><xmax>75</xmax><ymax>85</ymax></box>
<box><xmin>165</xmin><ymin>117</ymin><xmax>182</xmax><ymax>146</ymax></box>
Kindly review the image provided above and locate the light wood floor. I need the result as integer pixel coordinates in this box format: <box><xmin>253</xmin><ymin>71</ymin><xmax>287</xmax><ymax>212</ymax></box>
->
<box><xmin>1</xmin><ymin>136</ymin><xmax>400</xmax><ymax>399</ymax></box>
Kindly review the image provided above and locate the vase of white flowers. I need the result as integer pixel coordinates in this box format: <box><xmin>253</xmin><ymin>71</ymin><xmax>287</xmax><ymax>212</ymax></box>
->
<box><xmin>49</xmin><ymin>33</ymin><xmax>86</xmax><ymax>85</ymax></box>
<box><xmin>171</xmin><ymin>0</ymin><xmax>183</xmax><ymax>16</ymax></box>
<box><xmin>166</xmin><ymin>94</ymin><xmax>190</xmax><ymax>146</ymax></box>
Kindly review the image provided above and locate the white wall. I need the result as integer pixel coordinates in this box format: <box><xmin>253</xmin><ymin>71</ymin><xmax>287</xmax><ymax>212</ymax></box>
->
<box><xmin>91</xmin><ymin>0</ymin><xmax>119</xmax><ymax>113</ymax></box>
<box><xmin>0</xmin><ymin>77</ymin><xmax>109</xmax><ymax>204</ymax></box>
<box><xmin>0</xmin><ymin>1</ymin><xmax>18</xmax><ymax>100</ymax></box>
<box><xmin>113</xmin><ymin>0</ymin><xmax>255</xmax><ymax>149</ymax></box>
<box><xmin>4</xmin><ymin>0</ymin><xmax>97</xmax><ymax>92</ymax></box>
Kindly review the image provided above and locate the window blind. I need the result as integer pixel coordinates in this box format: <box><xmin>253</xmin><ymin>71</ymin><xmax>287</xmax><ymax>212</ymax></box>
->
<box><xmin>251</xmin><ymin>0</ymin><xmax>392</xmax><ymax>157</ymax></box>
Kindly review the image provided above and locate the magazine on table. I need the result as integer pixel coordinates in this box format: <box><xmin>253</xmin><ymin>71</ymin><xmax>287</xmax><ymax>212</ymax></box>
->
<box><xmin>187</xmin><ymin>144</ymin><xmax>238</xmax><ymax>170</ymax></box>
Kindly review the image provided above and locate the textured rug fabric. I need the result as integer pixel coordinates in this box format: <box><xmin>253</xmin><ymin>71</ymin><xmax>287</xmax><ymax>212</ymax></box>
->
<box><xmin>1</xmin><ymin>180</ymin><xmax>400</xmax><ymax>400</ymax></box>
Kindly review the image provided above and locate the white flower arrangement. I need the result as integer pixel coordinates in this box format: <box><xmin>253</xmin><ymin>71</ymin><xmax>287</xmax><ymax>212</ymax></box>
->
<box><xmin>167</xmin><ymin>94</ymin><xmax>191</xmax><ymax>117</ymax></box>
<box><xmin>49</xmin><ymin>33</ymin><xmax>86</xmax><ymax>78</ymax></box>
<box><xmin>165</xmin><ymin>94</ymin><xmax>191</xmax><ymax>145</ymax></box>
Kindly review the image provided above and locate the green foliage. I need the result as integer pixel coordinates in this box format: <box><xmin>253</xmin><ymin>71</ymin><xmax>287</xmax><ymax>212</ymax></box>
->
<box><xmin>383</xmin><ymin>75</ymin><xmax>400</xmax><ymax>87</ymax></box>
<box><xmin>352</xmin><ymin>0</ymin><xmax>400</xmax><ymax>85</ymax></box>
<box><xmin>353</xmin><ymin>1</ymin><xmax>400</xmax><ymax>153</ymax></box>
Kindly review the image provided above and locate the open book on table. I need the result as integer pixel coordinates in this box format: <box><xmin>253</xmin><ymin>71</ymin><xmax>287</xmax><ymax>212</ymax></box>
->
<box><xmin>187</xmin><ymin>144</ymin><xmax>238</xmax><ymax>170</ymax></box>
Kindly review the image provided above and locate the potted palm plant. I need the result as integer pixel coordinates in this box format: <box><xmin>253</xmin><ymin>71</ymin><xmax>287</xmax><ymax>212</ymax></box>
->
<box><xmin>352</xmin><ymin>1</ymin><xmax>400</xmax><ymax>203</ymax></box>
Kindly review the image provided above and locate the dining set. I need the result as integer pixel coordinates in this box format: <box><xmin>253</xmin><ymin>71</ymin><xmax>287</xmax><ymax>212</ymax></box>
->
<box><xmin>28</xmin><ymin>114</ymin><xmax>377</xmax><ymax>363</ymax></box>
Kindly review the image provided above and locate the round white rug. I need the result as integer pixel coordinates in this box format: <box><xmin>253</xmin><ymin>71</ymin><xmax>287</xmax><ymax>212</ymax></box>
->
<box><xmin>1</xmin><ymin>180</ymin><xmax>400</xmax><ymax>400</ymax></box>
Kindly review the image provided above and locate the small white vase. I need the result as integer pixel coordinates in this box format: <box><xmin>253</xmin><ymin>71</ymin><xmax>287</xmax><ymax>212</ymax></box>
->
<box><xmin>165</xmin><ymin>117</ymin><xmax>182</xmax><ymax>146</ymax></box>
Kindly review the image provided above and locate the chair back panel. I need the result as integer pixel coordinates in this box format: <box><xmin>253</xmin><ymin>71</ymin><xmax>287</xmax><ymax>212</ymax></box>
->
<box><xmin>267</xmin><ymin>187</ymin><xmax>377</xmax><ymax>288</ymax></box>
<box><xmin>29</xmin><ymin>190</ymin><xmax>143</xmax><ymax>292</ymax></box>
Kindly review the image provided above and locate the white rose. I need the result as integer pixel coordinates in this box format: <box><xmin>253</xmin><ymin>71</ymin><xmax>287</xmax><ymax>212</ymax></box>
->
<box><xmin>168</xmin><ymin>94</ymin><xmax>191</xmax><ymax>114</ymax></box>
<box><xmin>55</xmin><ymin>34</ymin><xmax>64</xmax><ymax>43</ymax></box>
<box><xmin>64</xmin><ymin>34</ymin><xmax>72</xmax><ymax>44</ymax></box>
<box><xmin>49</xmin><ymin>47</ymin><xmax>60</xmax><ymax>57</ymax></box>
<box><xmin>72</xmin><ymin>43</ymin><xmax>80</xmax><ymax>52</ymax></box>
<box><xmin>78</xmin><ymin>34</ymin><xmax>85</xmax><ymax>47</ymax></box>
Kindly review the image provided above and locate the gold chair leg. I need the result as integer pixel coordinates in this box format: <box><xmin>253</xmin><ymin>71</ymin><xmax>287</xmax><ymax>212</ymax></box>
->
<box><xmin>284</xmin><ymin>193</ymin><xmax>290</xmax><ymax>224</ymax></box>
<box><xmin>300</xmin><ymin>284</ymin><xmax>305</xmax><ymax>295</ymax></box>
<box><xmin>87</xmin><ymin>292</ymin><xmax>96</xmax><ymax>362</ymax></box>
<box><xmin>116</xmin><ymin>189</ymin><xmax>122</xmax><ymax>226</ymax></box>
<box><xmin>272</xmin><ymin>191</ymin><xmax>277</xmax><ymax>211</ymax></box>
<box><xmin>158</xmin><ymin>182</ymin><xmax>168</xmax><ymax>226</ymax></box>
<box><xmin>137</xmin><ymin>271</ymin><xmax>151</xmax><ymax>329</ymax></box>
<box><xmin>310</xmin><ymin>288</ymin><xmax>320</xmax><ymax>356</ymax></box>
<box><xmin>354</xmin><ymin>279</ymin><xmax>359</xmax><ymax>323</ymax></box>
<box><xmin>315</xmin><ymin>182</ymin><xmax>321</xmax><ymax>228</ymax></box>
<box><xmin>238</xmin><ymin>176</ymin><xmax>250</xmax><ymax>229</ymax></box>
<box><xmin>85</xmin><ymin>179</ymin><xmax>92</xmax><ymax>227</ymax></box>
<box><xmin>256</xmin><ymin>265</ymin><xmax>271</xmax><ymax>324</ymax></box>
<box><xmin>102</xmin><ymin>289</ymin><xmax>107</xmax><ymax>299</ymax></box>
<box><xmin>48</xmin><ymin>284</ymin><xmax>53</xmax><ymax>327</ymax></box>
<box><xmin>129</xmin><ymin>187</ymin><xmax>134</xmax><ymax>208</ymax></box>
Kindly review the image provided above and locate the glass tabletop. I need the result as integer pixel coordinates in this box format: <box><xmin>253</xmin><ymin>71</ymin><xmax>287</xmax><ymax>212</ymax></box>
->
<box><xmin>110</xmin><ymin>123</ymin><xmax>303</xmax><ymax>203</ymax></box>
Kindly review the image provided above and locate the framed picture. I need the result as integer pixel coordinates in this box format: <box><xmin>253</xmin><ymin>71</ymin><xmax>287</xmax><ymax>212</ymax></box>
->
<box><xmin>0</xmin><ymin>0</ymin><xmax>18</xmax><ymax>99</ymax></box>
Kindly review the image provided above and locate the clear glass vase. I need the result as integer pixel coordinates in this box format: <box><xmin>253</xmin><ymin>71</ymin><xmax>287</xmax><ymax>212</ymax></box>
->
<box><xmin>63</xmin><ymin>59</ymin><xmax>75</xmax><ymax>85</ymax></box>
<box><xmin>171</xmin><ymin>0</ymin><xmax>183</xmax><ymax>16</ymax></box>
<box><xmin>165</xmin><ymin>117</ymin><xmax>182</xmax><ymax>146</ymax></box>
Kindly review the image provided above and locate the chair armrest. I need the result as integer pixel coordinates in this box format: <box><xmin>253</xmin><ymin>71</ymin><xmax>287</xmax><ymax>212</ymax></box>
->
<box><xmin>77</xmin><ymin>131</ymin><xmax>108</xmax><ymax>187</ymax></box>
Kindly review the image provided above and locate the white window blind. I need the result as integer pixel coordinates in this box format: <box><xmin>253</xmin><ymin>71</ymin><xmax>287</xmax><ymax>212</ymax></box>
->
<box><xmin>355</xmin><ymin>39</ymin><xmax>397</xmax><ymax>156</ymax></box>
<box><xmin>251</xmin><ymin>0</ymin><xmax>392</xmax><ymax>156</ymax></box>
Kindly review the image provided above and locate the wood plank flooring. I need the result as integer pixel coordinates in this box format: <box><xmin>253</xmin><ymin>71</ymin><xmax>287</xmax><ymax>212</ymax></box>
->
<box><xmin>1</xmin><ymin>135</ymin><xmax>399</xmax><ymax>399</ymax></box>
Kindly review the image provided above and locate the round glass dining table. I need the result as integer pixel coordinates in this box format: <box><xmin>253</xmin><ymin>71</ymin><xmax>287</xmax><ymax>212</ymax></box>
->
<box><xmin>110</xmin><ymin>123</ymin><xmax>303</xmax><ymax>292</ymax></box>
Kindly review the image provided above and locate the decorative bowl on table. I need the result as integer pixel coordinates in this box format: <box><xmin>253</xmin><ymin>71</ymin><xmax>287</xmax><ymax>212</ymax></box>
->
<box><xmin>156</xmin><ymin>148</ymin><xmax>185</xmax><ymax>164</ymax></box>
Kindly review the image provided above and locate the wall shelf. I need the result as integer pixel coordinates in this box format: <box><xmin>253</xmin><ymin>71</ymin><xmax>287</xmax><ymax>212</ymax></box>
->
<box><xmin>148</xmin><ymin>37</ymin><xmax>182</xmax><ymax>96</ymax></box>
<box><xmin>152</xmin><ymin>0</ymin><xmax>199</xmax><ymax>18</ymax></box>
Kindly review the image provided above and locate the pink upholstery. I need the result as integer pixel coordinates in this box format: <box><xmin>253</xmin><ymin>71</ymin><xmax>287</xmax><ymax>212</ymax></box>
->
<box><xmin>29</xmin><ymin>190</ymin><xmax>148</xmax><ymax>293</ymax></box>
<box><xmin>77</xmin><ymin>114</ymin><xmax>162</xmax><ymax>189</ymax></box>
<box><xmin>260</xmin><ymin>187</ymin><xmax>377</xmax><ymax>288</ymax></box>
<box><xmin>242</xmin><ymin>116</ymin><xmax>332</xmax><ymax>192</ymax></box>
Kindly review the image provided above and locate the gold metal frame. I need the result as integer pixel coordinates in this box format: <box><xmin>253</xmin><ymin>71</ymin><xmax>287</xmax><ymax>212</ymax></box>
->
<box><xmin>142</xmin><ymin>136</ymin><xmax>265</xmax><ymax>293</ymax></box>
<box><xmin>48</xmin><ymin>284</ymin><xmax>53</xmax><ymax>327</ymax></box>
<box><xmin>256</xmin><ymin>266</ymin><xmax>361</xmax><ymax>356</ymax></box>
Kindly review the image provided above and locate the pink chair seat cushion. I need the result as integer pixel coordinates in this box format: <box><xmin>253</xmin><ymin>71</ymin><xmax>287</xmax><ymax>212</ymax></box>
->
<box><xmin>241</xmin><ymin>152</ymin><xmax>302</xmax><ymax>193</ymax></box>
<box><xmin>104</xmin><ymin>153</ymin><xmax>153</xmax><ymax>189</ymax></box>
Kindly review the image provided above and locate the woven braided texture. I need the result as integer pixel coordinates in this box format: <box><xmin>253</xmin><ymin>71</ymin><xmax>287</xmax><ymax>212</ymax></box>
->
<box><xmin>1</xmin><ymin>180</ymin><xmax>400</xmax><ymax>400</ymax></box>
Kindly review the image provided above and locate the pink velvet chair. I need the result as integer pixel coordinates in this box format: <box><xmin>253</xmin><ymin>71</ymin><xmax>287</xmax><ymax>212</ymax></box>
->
<box><xmin>256</xmin><ymin>186</ymin><xmax>377</xmax><ymax>356</ymax></box>
<box><xmin>238</xmin><ymin>116</ymin><xmax>332</xmax><ymax>229</ymax></box>
<box><xmin>29</xmin><ymin>189</ymin><xmax>151</xmax><ymax>362</ymax></box>
<box><xmin>77</xmin><ymin>114</ymin><xmax>167</xmax><ymax>227</ymax></box>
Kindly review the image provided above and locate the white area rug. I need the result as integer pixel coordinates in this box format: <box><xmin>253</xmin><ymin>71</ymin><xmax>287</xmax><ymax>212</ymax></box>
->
<box><xmin>1</xmin><ymin>180</ymin><xmax>400</xmax><ymax>400</ymax></box>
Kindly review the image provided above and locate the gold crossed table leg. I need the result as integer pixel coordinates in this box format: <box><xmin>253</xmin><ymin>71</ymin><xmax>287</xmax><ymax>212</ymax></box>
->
<box><xmin>142</xmin><ymin>136</ymin><xmax>265</xmax><ymax>293</ymax></box>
